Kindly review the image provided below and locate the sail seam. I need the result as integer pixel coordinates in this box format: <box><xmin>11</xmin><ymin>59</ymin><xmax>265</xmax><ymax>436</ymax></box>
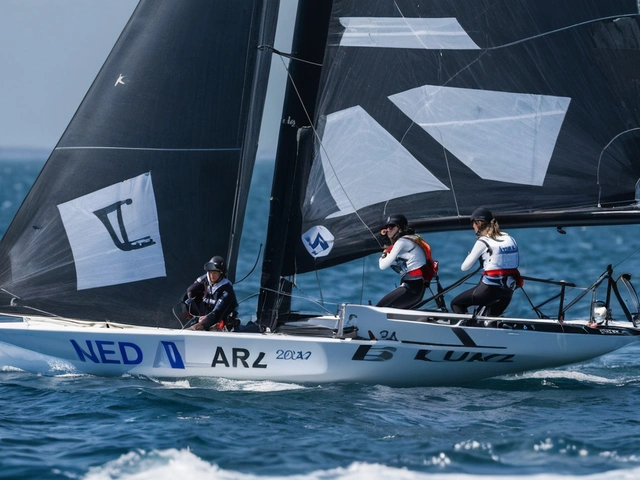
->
<box><xmin>54</xmin><ymin>147</ymin><xmax>241</xmax><ymax>152</ymax></box>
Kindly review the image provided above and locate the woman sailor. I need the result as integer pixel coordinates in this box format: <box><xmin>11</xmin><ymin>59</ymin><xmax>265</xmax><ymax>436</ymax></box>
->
<box><xmin>377</xmin><ymin>214</ymin><xmax>437</xmax><ymax>309</ymax></box>
<box><xmin>450</xmin><ymin>207</ymin><xmax>522</xmax><ymax>317</ymax></box>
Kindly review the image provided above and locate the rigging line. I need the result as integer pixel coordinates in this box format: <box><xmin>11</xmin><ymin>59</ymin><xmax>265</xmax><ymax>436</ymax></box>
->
<box><xmin>393</xmin><ymin>0</ymin><xmax>488</xmax><ymax>91</ymax></box>
<box><xmin>259</xmin><ymin>285</ymin><xmax>335</xmax><ymax>315</ymax></box>
<box><xmin>0</xmin><ymin>288</ymin><xmax>55</xmax><ymax>316</ymax></box>
<box><xmin>396</xmin><ymin>116</ymin><xmax>461</xmax><ymax>218</ymax></box>
<box><xmin>234</xmin><ymin>244</ymin><xmax>263</xmax><ymax>285</ymax></box>
<box><xmin>0</xmin><ymin>287</ymin><xmax>20</xmax><ymax>300</ymax></box>
<box><xmin>237</xmin><ymin>292</ymin><xmax>260</xmax><ymax>305</ymax></box>
<box><xmin>393</xmin><ymin>1</ymin><xmax>637</xmax><ymax>52</ymax></box>
<box><xmin>612</xmin><ymin>243</ymin><xmax>640</xmax><ymax>270</ymax></box>
<box><xmin>596</xmin><ymin>127</ymin><xmax>640</xmax><ymax>207</ymax></box>
<box><xmin>360</xmin><ymin>257</ymin><xmax>366</xmax><ymax>305</ymax></box>
<box><xmin>486</xmin><ymin>13</ymin><xmax>640</xmax><ymax>51</ymax></box>
<box><xmin>314</xmin><ymin>267</ymin><xmax>325</xmax><ymax>306</ymax></box>
<box><xmin>392</xmin><ymin>3</ymin><xmax>464</xmax><ymax>220</ymax></box>
<box><xmin>390</xmin><ymin>13</ymin><xmax>639</xmax><ymax>155</ymax></box>
<box><xmin>21</xmin><ymin>304</ymin><xmax>64</xmax><ymax>318</ymax></box>
<box><xmin>259</xmin><ymin>45</ymin><xmax>323</xmax><ymax>67</ymax></box>
<box><xmin>277</xmin><ymin>55</ymin><xmax>382</xmax><ymax>247</ymax></box>
<box><xmin>425</xmin><ymin>13</ymin><xmax>639</xmax><ymax>93</ymax></box>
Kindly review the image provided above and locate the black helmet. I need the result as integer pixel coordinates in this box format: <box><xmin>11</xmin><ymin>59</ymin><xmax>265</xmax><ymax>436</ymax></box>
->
<box><xmin>385</xmin><ymin>214</ymin><xmax>408</xmax><ymax>228</ymax></box>
<box><xmin>204</xmin><ymin>256</ymin><xmax>226</xmax><ymax>274</ymax></box>
<box><xmin>470</xmin><ymin>207</ymin><xmax>493</xmax><ymax>223</ymax></box>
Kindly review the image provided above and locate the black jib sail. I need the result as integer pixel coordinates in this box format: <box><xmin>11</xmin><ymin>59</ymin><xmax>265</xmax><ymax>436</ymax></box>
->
<box><xmin>265</xmin><ymin>0</ymin><xmax>640</xmax><ymax>283</ymax></box>
<box><xmin>0</xmin><ymin>0</ymin><xmax>278</xmax><ymax>327</ymax></box>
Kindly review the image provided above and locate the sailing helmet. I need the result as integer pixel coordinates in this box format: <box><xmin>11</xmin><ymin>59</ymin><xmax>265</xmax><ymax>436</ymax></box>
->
<box><xmin>470</xmin><ymin>207</ymin><xmax>494</xmax><ymax>223</ymax></box>
<box><xmin>385</xmin><ymin>214</ymin><xmax>408</xmax><ymax>228</ymax></box>
<box><xmin>204</xmin><ymin>256</ymin><xmax>227</xmax><ymax>275</ymax></box>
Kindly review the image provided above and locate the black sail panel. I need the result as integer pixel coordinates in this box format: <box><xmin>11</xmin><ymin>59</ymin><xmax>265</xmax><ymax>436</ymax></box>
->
<box><xmin>0</xmin><ymin>0</ymin><xmax>278</xmax><ymax>326</ymax></box>
<box><xmin>289</xmin><ymin>0</ymin><xmax>640</xmax><ymax>274</ymax></box>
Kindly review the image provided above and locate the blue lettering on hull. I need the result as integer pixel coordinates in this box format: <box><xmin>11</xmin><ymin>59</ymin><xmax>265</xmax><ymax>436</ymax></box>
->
<box><xmin>70</xmin><ymin>339</ymin><xmax>186</xmax><ymax>368</ymax></box>
<box><xmin>71</xmin><ymin>339</ymin><xmax>143</xmax><ymax>365</ymax></box>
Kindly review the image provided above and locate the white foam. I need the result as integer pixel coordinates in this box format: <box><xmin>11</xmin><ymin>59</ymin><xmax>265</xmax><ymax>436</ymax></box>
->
<box><xmin>196</xmin><ymin>377</ymin><xmax>309</xmax><ymax>392</ymax></box>
<box><xmin>502</xmin><ymin>369</ymin><xmax>622</xmax><ymax>385</ymax></box>
<box><xmin>81</xmin><ymin>449</ymin><xmax>640</xmax><ymax>480</ymax></box>
<box><xmin>145</xmin><ymin>376</ymin><xmax>310</xmax><ymax>392</ymax></box>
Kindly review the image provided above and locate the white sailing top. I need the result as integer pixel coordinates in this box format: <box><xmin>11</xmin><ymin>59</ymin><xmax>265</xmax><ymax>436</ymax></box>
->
<box><xmin>461</xmin><ymin>233</ymin><xmax>519</xmax><ymax>286</ymax></box>
<box><xmin>379</xmin><ymin>236</ymin><xmax>427</xmax><ymax>281</ymax></box>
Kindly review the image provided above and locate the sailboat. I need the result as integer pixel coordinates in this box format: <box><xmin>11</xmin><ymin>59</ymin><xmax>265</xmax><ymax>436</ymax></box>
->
<box><xmin>1</xmin><ymin>0</ymin><xmax>640</xmax><ymax>387</ymax></box>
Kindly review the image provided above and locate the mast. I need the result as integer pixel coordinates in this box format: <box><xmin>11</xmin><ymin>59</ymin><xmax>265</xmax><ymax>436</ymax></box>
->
<box><xmin>227</xmin><ymin>0</ymin><xmax>281</xmax><ymax>282</ymax></box>
<box><xmin>257</xmin><ymin>0</ymin><xmax>333</xmax><ymax>329</ymax></box>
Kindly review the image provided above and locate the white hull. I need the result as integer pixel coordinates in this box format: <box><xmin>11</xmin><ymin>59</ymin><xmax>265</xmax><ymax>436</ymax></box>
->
<box><xmin>0</xmin><ymin>305</ymin><xmax>638</xmax><ymax>387</ymax></box>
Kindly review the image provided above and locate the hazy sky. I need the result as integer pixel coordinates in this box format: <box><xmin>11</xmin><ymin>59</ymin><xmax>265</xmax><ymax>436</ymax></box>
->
<box><xmin>0</xmin><ymin>0</ymin><xmax>296</xmax><ymax>159</ymax></box>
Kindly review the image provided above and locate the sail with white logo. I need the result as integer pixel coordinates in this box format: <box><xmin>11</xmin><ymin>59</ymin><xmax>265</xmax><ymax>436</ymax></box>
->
<box><xmin>0</xmin><ymin>0</ymin><xmax>278</xmax><ymax>327</ymax></box>
<box><xmin>260</xmin><ymin>0</ymin><xmax>640</xmax><ymax>291</ymax></box>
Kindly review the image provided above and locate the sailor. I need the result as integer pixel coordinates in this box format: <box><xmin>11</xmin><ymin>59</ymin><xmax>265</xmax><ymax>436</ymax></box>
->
<box><xmin>185</xmin><ymin>256</ymin><xmax>239</xmax><ymax>331</ymax></box>
<box><xmin>450</xmin><ymin>207</ymin><xmax>522</xmax><ymax>317</ymax></box>
<box><xmin>377</xmin><ymin>214</ymin><xmax>438</xmax><ymax>309</ymax></box>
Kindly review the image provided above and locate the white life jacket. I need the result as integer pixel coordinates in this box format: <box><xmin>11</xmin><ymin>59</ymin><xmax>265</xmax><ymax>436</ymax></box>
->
<box><xmin>478</xmin><ymin>234</ymin><xmax>519</xmax><ymax>287</ymax></box>
<box><xmin>387</xmin><ymin>236</ymin><xmax>427</xmax><ymax>281</ymax></box>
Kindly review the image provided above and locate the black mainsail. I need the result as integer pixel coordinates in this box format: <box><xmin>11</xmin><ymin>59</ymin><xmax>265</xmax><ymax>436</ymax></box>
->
<box><xmin>263</xmin><ymin>0</ymin><xmax>640</xmax><ymax>285</ymax></box>
<box><xmin>0</xmin><ymin>0</ymin><xmax>278</xmax><ymax>327</ymax></box>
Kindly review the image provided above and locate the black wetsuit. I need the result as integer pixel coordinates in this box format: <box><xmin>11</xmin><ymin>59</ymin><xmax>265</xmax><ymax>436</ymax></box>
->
<box><xmin>186</xmin><ymin>275</ymin><xmax>238</xmax><ymax>330</ymax></box>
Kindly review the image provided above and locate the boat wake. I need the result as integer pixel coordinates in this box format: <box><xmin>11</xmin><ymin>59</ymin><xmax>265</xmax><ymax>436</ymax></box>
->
<box><xmin>0</xmin><ymin>341</ymin><xmax>77</xmax><ymax>375</ymax></box>
<box><xmin>502</xmin><ymin>369</ymin><xmax>628</xmax><ymax>386</ymax></box>
<box><xmin>143</xmin><ymin>375</ymin><xmax>310</xmax><ymax>392</ymax></box>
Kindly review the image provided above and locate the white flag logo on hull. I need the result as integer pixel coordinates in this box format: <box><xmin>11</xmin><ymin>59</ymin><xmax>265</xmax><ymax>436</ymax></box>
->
<box><xmin>58</xmin><ymin>172</ymin><xmax>166</xmax><ymax>290</ymax></box>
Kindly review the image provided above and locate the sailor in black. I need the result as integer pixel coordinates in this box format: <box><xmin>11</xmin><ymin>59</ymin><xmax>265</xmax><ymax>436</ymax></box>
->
<box><xmin>186</xmin><ymin>256</ymin><xmax>238</xmax><ymax>331</ymax></box>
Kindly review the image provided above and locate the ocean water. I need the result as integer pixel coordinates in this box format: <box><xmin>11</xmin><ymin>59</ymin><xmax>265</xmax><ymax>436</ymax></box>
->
<box><xmin>1</xmin><ymin>158</ymin><xmax>640</xmax><ymax>479</ymax></box>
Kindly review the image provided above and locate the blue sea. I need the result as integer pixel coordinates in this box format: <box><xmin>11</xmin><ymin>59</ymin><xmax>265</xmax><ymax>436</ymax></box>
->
<box><xmin>1</xmin><ymin>156</ymin><xmax>640</xmax><ymax>480</ymax></box>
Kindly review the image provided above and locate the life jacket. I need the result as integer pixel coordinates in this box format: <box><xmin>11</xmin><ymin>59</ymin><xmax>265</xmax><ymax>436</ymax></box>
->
<box><xmin>404</xmin><ymin>234</ymin><xmax>438</xmax><ymax>283</ymax></box>
<box><xmin>477</xmin><ymin>235</ymin><xmax>523</xmax><ymax>288</ymax></box>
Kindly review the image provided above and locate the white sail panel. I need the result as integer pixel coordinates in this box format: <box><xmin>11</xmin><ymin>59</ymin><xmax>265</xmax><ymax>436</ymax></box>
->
<box><xmin>58</xmin><ymin>172</ymin><xmax>165</xmax><ymax>290</ymax></box>
<box><xmin>389</xmin><ymin>85</ymin><xmax>571</xmax><ymax>186</ymax></box>
<box><xmin>339</xmin><ymin>17</ymin><xmax>480</xmax><ymax>50</ymax></box>
<box><xmin>318</xmin><ymin>105</ymin><xmax>449</xmax><ymax>219</ymax></box>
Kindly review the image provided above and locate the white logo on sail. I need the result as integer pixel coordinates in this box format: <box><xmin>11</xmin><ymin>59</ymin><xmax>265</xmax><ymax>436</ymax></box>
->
<box><xmin>316</xmin><ymin>106</ymin><xmax>449</xmax><ymax>219</ymax></box>
<box><xmin>57</xmin><ymin>172</ymin><xmax>166</xmax><ymax>290</ymax></box>
<box><xmin>389</xmin><ymin>85</ymin><xmax>571</xmax><ymax>186</ymax></box>
<box><xmin>339</xmin><ymin>17</ymin><xmax>480</xmax><ymax>50</ymax></box>
<box><xmin>115</xmin><ymin>74</ymin><xmax>125</xmax><ymax>86</ymax></box>
<box><xmin>302</xmin><ymin>226</ymin><xmax>334</xmax><ymax>258</ymax></box>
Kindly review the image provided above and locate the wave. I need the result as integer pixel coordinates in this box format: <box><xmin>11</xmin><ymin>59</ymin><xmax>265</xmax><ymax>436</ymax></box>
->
<box><xmin>81</xmin><ymin>449</ymin><xmax>640</xmax><ymax>480</ymax></box>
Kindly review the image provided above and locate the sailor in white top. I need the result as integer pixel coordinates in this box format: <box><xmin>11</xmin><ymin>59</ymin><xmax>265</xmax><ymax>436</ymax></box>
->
<box><xmin>451</xmin><ymin>207</ymin><xmax>521</xmax><ymax>317</ymax></box>
<box><xmin>377</xmin><ymin>214</ymin><xmax>436</xmax><ymax>309</ymax></box>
